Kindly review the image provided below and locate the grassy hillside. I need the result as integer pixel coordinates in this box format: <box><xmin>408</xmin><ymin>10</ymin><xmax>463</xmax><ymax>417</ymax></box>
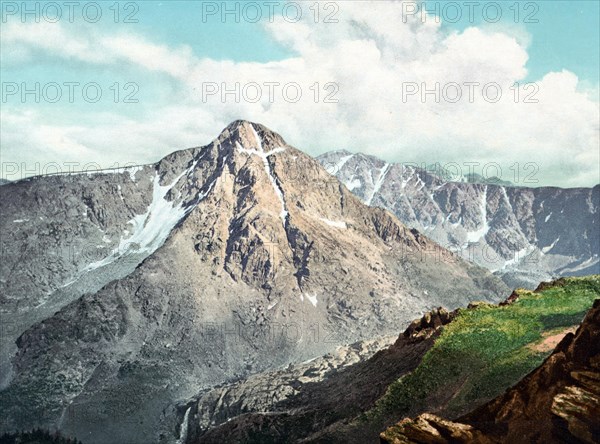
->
<box><xmin>367</xmin><ymin>275</ymin><xmax>600</xmax><ymax>422</ymax></box>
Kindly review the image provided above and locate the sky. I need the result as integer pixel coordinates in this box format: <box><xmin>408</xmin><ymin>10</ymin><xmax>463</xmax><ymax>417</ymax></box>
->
<box><xmin>1</xmin><ymin>0</ymin><xmax>599</xmax><ymax>187</ymax></box>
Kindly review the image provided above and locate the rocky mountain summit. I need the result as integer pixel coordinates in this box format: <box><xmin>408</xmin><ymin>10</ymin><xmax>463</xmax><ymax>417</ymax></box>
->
<box><xmin>0</xmin><ymin>121</ymin><xmax>507</xmax><ymax>444</ymax></box>
<box><xmin>381</xmin><ymin>297</ymin><xmax>600</xmax><ymax>444</ymax></box>
<box><xmin>318</xmin><ymin>151</ymin><xmax>599</xmax><ymax>289</ymax></box>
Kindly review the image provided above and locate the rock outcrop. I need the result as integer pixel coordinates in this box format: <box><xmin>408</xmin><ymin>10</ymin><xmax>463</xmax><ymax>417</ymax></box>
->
<box><xmin>401</xmin><ymin>307</ymin><xmax>457</xmax><ymax>339</ymax></box>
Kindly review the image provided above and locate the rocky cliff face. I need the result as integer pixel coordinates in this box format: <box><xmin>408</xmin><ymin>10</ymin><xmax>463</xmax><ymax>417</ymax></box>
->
<box><xmin>318</xmin><ymin>151</ymin><xmax>600</xmax><ymax>289</ymax></box>
<box><xmin>380</xmin><ymin>298</ymin><xmax>600</xmax><ymax>444</ymax></box>
<box><xmin>0</xmin><ymin>121</ymin><xmax>507</xmax><ymax>444</ymax></box>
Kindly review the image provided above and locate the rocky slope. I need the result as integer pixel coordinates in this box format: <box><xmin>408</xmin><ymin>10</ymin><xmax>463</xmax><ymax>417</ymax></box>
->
<box><xmin>0</xmin><ymin>163</ymin><xmax>157</xmax><ymax>388</ymax></box>
<box><xmin>381</xmin><ymin>297</ymin><xmax>600</xmax><ymax>444</ymax></box>
<box><xmin>172</xmin><ymin>308</ymin><xmax>452</xmax><ymax>444</ymax></box>
<box><xmin>175</xmin><ymin>276</ymin><xmax>598</xmax><ymax>443</ymax></box>
<box><xmin>0</xmin><ymin>121</ymin><xmax>507</xmax><ymax>444</ymax></box>
<box><xmin>165</xmin><ymin>276</ymin><xmax>600</xmax><ymax>443</ymax></box>
<box><xmin>318</xmin><ymin>151</ymin><xmax>600</xmax><ymax>289</ymax></box>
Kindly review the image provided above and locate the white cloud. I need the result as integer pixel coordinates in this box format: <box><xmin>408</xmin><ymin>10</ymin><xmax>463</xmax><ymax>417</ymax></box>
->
<box><xmin>1</xmin><ymin>2</ymin><xmax>598</xmax><ymax>187</ymax></box>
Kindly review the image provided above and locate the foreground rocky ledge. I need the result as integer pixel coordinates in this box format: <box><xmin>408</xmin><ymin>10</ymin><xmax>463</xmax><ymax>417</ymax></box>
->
<box><xmin>380</xmin><ymin>298</ymin><xmax>600</xmax><ymax>444</ymax></box>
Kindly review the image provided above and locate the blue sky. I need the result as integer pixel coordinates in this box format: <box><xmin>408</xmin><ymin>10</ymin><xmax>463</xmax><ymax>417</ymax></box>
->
<box><xmin>1</xmin><ymin>1</ymin><xmax>599</xmax><ymax>186</ymax></box>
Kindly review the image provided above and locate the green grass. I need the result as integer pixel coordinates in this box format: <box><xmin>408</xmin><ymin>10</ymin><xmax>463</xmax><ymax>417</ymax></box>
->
<box><xmin>368</xmin><ymin>275</ymin><xmax>600</xmax><ymax>421</ymax></box>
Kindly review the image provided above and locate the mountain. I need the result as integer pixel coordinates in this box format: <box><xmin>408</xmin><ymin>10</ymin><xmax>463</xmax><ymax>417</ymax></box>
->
<box><xmin>0</xmin><ymin>121</ymin><xmax>507</xmax><ymax>444</ymax></box>
<box><xmin>317</xmin><ymin>151</ymin><xmax>600</xmax><ymax>289</ymax></box>
<box><xmin>381</xmin><ymin>291</ymin><xmax>600</xmax><ymax>444</ymax></box>
<box><xmin>168</xmin><ymin>276</ymin><xmax>599</xmax><ymax>443</ymax></box>
<box><xmin>463</xmin><ymin>172</ymin><xmax>513</xmax><ymax>187</ymax></box>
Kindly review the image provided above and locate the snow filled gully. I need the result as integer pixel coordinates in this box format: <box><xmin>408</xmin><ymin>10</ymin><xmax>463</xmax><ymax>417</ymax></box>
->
<box><xmin>236</xmin><ymin>124</ymin><xmax>289</xmax><ymax>227</ymax></box>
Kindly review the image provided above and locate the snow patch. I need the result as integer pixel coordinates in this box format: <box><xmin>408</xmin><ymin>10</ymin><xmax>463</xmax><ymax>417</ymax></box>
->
<box><xmin>82</xmin><ymin>167</ymin><xmax>212</xmax><ymax>272</ymax></box>
<box><xmin>305</xmin><ymin>293</ymin><xmax>318</xmax><ymax>307</ymax></box>
<box><xmin>333</xmin><ymin>154</ymin><xmax>354</xmax><ymax>174</ymax></box>
<box><xmin>366</xmin><ymin>163</ymin><xmax>391</xmax><ymax>205</ymax></box>
<box><xmin>541</xmin><ymin>237</ymin><xmax>559</xmax><ymax>254</ymax></box>
<box><xmin>499</xmin><ymin>245</ymin><xmax>535</xmax><ymax>271</ymax></box>
<box><xmin>560</xmin><ymin>256</ymin><xmax>600</xmax><ymax>273</ymax></box>
<box><xmin>250</xmin><ymin>124</ymin><xmax>264</xmax><ymax>152</ymax></box>
<box><xmin>344</xmin><ymin>178</ymin><xmax>362</xmax><ymax>191</ymax></box>
<box><xmin>414</xmin><ymin>174</ymin><xmax>425</xmax><ymax>191</ymax></box>
<box><xmin>236</xmin><ymin>125</ymin><xmax>288</xmax><ymax>225</ymax></box>
<box><xmin>465</xmin><ymin>186</ymin><xmax>489</xmax><ymax>243</ymax></box>
<box><xmin>501</xmin><ymin>187</ymin><xmax>514</xmax><ymax>213</ymax></box>
<box><xmin>176</xmin><ymin>407</ymin><xmax>192</xmax><ymax>444</ymax></box>
<box><xmin>117</xmin><ymin>184</ymin><xmax>125</xmax><ymax>202</ymax></box>
<box><xmin>124</xmin><ymin>166</ymin><xmax>143</xmax><ymax>181</ymax></box>
<box><xmin>401</xmin><ymin>166</ymin><xmax>414</xmax><ymax>189</ymax></box>
<box><xmin>320</xmin><ymin>218</ymin><xmax>346</xmax><ymax>229</ymax></box>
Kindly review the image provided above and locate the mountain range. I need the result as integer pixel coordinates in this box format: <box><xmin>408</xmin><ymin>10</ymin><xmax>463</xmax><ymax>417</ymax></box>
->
<box><xmin>0</xmin><ymin>121</ymin><xmax>507</xmax><ymax>444</ymax></box>
<box><xmin>317</xmin><ymin>151</ymin><xmax>599</xmax><ymax>289</ymax></box>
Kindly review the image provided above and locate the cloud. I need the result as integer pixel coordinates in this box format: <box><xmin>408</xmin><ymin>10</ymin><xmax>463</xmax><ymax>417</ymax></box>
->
<box><xmin>1</xmin><ymin>2</ymin><xmax>598</xmax><ymax>187</ymax></box>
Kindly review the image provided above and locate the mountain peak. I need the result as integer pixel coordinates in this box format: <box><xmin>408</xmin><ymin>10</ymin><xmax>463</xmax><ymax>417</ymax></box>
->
<box><xmin>218</xmin><ymin>120</ymin><xmax>288</xmax><ymax>154</ymax></box>
<box><xmin>0</xmin><ymin>119</ymin><xmax>510</xmax><ymax>444</ymax></box>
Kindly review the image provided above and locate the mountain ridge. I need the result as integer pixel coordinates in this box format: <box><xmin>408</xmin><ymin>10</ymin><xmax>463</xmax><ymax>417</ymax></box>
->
<box><xmin>318</xmin><ymin>151</ymin><xmax>599</xmax><ymax>289</ymax></box>
<box><xmin>0</xmin><ymin>121</ymin><xmax>507</xmax><ymax>444</ymax></box>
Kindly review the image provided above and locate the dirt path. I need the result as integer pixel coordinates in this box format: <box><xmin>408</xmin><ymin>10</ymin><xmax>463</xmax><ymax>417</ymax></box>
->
<box><xmin>529</xmin><ymin>326</ymin><xmax>578</xmax><ymax>353</ymax></box>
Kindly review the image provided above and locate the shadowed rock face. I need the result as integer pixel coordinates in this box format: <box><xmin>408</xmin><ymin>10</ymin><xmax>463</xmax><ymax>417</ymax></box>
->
<box><xmin>380</xmin><ymin>298</ymin><xmax>600</xmax><ymax>444</ymax></box>
<box><xmin>0</xmin><ymin>121</ymin><xmax>507</xmax><ymax>444</ymax></box>
<box><xmin>318</xmin><ymin>151</ymin><xmax>600</xmax><ymax>289</ymax></box>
